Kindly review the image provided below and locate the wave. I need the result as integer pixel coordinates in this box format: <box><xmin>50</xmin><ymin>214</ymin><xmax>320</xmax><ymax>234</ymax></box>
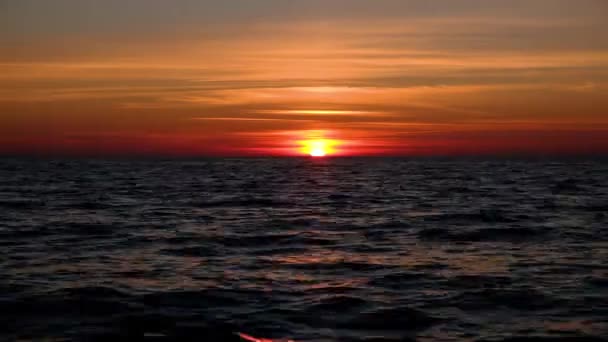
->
<box><xmin>191</xmin><ymin>197</ymin><xmax>293</xmax><ymax>208</ymax></box>
<box><xmin>418</xmin><ymin>226</ymin><xmax>547</xmax><ymax>242</ymax></box>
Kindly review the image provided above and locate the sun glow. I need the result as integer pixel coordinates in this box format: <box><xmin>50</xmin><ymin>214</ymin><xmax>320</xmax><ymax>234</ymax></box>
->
<box><xmin>310</xmin><ymin>145</ymin><xmax>326</xmax><ymax>157</ymax></box>
<box><xmin>300</xmin><ymin>139</ymin><xmax>337</xmax><ymax>157</ymax></box>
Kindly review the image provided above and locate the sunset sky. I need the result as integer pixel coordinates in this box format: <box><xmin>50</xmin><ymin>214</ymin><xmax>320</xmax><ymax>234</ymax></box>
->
<box><xmin>1</xmin><ymin>0</ymin><xmax>607</xmax><ymax>156</ymax></box>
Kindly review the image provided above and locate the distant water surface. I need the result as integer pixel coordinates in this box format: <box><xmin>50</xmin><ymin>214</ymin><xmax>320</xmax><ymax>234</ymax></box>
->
<box><xmin>1</xmin><ymin>158</ymin><xmax>607</xmax><ymax>341</ymax></box>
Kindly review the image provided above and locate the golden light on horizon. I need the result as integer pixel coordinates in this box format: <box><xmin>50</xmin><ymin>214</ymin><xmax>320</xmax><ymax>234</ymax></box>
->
<box><xmin>299</xmin><ymin>138</ymin><xmax>338</xmax><ymax>157</ymax></box>
<box><xmin>309</xmin><ymin>142</ymin><xmax>327</xmax><ymax>157</ymax></box>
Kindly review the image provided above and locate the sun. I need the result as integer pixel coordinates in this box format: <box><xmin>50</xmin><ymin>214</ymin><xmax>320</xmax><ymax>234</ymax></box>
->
<box><xmin>309</xmin><ymin>140</ymin><xmax>328</xmax><ymax>157</ymax></box>
<box><xmin>300</xmin><ymin>139</ymin><xmax>335</xmax><ymax>157</ymax></box>
<box><xmin>310</xmin><ymin>147</ymin><xmax>326</xmax><ymax>157</ymax></box>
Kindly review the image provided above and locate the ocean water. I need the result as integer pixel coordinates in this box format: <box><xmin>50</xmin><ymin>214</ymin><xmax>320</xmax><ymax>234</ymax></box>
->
<box><xmin>1</xmin><ymin>158</ymin><xmax>607</xmax><ymax>342</ymax></box>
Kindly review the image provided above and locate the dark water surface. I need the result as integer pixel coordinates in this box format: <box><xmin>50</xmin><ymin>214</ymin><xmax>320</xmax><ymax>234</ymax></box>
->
<box><xmin>1</xmin><ymin>158</ymin><xmax>607</xmax><ymax>341</ymax></box>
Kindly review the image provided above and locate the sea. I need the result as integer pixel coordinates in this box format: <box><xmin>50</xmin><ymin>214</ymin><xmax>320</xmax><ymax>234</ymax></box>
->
<box><xmin>1</xmin><ymin>157</ymin><xmax>607</xmax><ymax>341</ymax></box>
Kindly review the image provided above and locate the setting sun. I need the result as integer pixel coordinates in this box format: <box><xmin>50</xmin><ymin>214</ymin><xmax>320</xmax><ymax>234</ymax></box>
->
<box><xmin>310</xmin><ymin>146</ymin><xmax>326</xmax><ymax>157</ymax></box>
<box><xmin>309</xmin><ymin>140</ymin><xmax>327</xmax><ymax>157</ymax></box>
<box><xmin>300</xmin><ymin>138</ymin><xmax>338</xmax><ymax>157</ymax></box>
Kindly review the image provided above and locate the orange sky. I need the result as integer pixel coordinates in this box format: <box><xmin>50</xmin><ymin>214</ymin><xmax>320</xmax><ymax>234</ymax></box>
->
<box><xmin>1</xmin><ymin>0</ymin><xmax>607</xmax><ymax>156</ymax></box>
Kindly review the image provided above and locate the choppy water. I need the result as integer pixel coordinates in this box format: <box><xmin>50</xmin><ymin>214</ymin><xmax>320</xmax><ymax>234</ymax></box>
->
<box><xmin>1</xmin><ymin>158</ymin><xmax>608</xmax><ymax>341</ymax></box>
